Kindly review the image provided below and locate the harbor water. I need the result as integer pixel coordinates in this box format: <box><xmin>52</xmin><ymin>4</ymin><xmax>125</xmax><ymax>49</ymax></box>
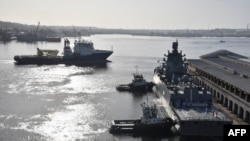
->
<box><xmin>0</xmin><ymin>35</ymin><xmax>250</xmax><ymax>141</ymax></box>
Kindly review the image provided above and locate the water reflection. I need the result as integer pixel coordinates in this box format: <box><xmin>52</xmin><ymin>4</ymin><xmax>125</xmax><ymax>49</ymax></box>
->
<box><xmin>34</xmin><ymin>103</ymin><xmax>107</xmax><ymax>141</ymax></box>
<box><xmin>2</xmin><ymin>35</ymin><xmax>247</xmax><ymax>141</ymax></box>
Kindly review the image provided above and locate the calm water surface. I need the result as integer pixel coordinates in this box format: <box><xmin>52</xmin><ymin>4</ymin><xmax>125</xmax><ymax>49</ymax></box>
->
<box><xmin>0</xmin><ymin>35</ymin><xmax>250</xmax><ymax>141</ymax></box>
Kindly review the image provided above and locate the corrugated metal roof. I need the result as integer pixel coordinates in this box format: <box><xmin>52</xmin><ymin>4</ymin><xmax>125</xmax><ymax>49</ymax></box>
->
<box><xmin>188</xmin><ymin>49</ymin><xmax>250</xmax><ymax>93</ymax></box>
<box><xmin>200</xmin><ymin>50</ymin><xmax>248</xmax><ymax>59</ymax></box>
<box><xmin>188</xmin><ymin>59</ymin><xmax>250</xmax><ymax>93</ymax></box>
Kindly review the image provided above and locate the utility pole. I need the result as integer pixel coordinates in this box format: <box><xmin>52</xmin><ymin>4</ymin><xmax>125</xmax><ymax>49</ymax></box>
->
<box><xmin>135</xmin><ymin>65</ymin><xmax>138</xmax><ymax>74</ymax></box>
<box><xmin>35</xmin><ymin>21</ymin><xmax>40</xmax><ymax>35</ymax></box>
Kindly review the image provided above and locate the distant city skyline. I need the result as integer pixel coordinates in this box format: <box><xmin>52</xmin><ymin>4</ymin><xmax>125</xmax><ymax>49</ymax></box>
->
<box><xmin>0</xmin><ymin>0</ymin><xmax>250</xmax><ymax>29</ymax></box>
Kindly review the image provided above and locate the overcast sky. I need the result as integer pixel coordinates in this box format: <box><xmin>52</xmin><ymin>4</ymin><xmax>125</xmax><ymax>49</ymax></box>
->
<box><xmin>0</xmin><ymin>0</ymin><xmax>250</xmax><ymax>29</ymax></box>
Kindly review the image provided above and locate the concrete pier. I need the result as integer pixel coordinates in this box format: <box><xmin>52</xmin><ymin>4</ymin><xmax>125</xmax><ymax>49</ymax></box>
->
<box><xmin>188</xmin><ymin>50</ymin><xmax>250</xmax><ymax>124</ymax></box>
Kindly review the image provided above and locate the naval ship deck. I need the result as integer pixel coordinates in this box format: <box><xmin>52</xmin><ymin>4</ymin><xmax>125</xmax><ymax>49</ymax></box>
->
<box><xmin>172</xmin><ymin>105</ymin><xmax>232</xmax><ymax>121</ymax></box>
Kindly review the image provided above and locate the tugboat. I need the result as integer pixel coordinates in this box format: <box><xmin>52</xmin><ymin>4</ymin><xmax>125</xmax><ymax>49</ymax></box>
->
<box><xmin>109</xmin><ymin>100</ymin><xmax>176</xmax><ymax>136</ymax></box>
<box><xmin>116</xmin><ymin>67</ymin><xmax>155</xmax><ymax>92</ymax></box>
<box><xmin>14</xmin><ymin>38</ymin><xmax>113</xmax><ymax>65</ymax></box>
<box><xmin>220</xmin><ymin>40</ymin><xmax>226</xmax><ymax>43</ymax></box>
<box><xmin>153</xmin><ymin>40</ymin><xmax>233</xmax><ymax>137</ymax></box>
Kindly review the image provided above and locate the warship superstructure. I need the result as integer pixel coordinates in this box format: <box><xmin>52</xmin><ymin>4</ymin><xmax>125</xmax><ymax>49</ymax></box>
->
<box><xmin>153</xmin><ymin>40</ymin><xmax>232</xmax><ymax>137</ymax></box>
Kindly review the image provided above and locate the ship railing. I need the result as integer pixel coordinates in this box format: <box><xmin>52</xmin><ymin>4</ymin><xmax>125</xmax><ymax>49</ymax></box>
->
<box><xmin>170</xmin><ymin>105</ymin><xmax>231</xmax><ymax>122</ymax></box>
<box><xmin>170</xmin><ymin>105</ymin><xmax>182</xmax><ymax>121</ymax></box>
<box><xmin>74</xmin><ymin>39</ymin><xmax>93</xmax><ymax>45</ymax></box>
<box><xmin>182</xmin><ymin>117</ymin><xmax>232</xmax><ymax>121</ymax></box>
<box><xmin>112</xmin><ymin>119</ymin><xmax>140</xmax><ymax>125</ymax></box>
<box><xmin>171</xmin><ymin>101</ymin><xmax>211</xmax><ymax>109</ymax></box>
<box><xmin>212</xmin><ymin>104</ymin><xmax>233</xmax><ymax>121</ymax></box>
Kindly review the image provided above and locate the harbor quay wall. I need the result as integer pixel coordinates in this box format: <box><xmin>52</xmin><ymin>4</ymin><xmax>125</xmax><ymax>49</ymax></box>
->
<box><xmin>179</xmin><ymin>120</ymin><xmax>228</xmax><ymax>136</ymax></box>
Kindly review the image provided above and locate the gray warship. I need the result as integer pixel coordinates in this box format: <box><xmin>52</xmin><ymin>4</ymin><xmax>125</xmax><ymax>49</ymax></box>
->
<box><xmin>153</xmin><ymin>40</ymin><xmax>232</xmax><ymax>137</ymax></box>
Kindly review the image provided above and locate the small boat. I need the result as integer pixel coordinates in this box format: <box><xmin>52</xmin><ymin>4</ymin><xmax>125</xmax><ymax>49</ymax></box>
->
<box><xmin>109</xmin><ymin>100</ymin><xmax>176</xmax><ymax>136</ymax></box>
<box><xmin>220</xmin><ymin>40</ymin><xmax>225</xmax><ymax>43</ymax></box>
<box><xmin>116</xmin><ymin>72</ymin><xmax>155</xmax><ymax>92</ymax></box>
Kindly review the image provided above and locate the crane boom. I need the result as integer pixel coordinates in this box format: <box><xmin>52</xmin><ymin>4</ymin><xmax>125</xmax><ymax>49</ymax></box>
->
<box><xmin>35</xmin><ymin>21</ymin><xmax>40</xmax><ymax>35</ymax></box>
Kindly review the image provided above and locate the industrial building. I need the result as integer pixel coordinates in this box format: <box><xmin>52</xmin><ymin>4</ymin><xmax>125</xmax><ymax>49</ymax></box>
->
<box><xmin>188</xmin><ymin>50</ymin><xmax>250</xmax><ymax>124</ymax></box>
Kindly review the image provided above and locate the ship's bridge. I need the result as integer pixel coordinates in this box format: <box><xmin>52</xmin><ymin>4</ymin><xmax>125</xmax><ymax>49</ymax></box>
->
<box><xmin>73</xmin><ymin>39</ymin><xmax>94</xmax><ymax>55</ymax></box>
